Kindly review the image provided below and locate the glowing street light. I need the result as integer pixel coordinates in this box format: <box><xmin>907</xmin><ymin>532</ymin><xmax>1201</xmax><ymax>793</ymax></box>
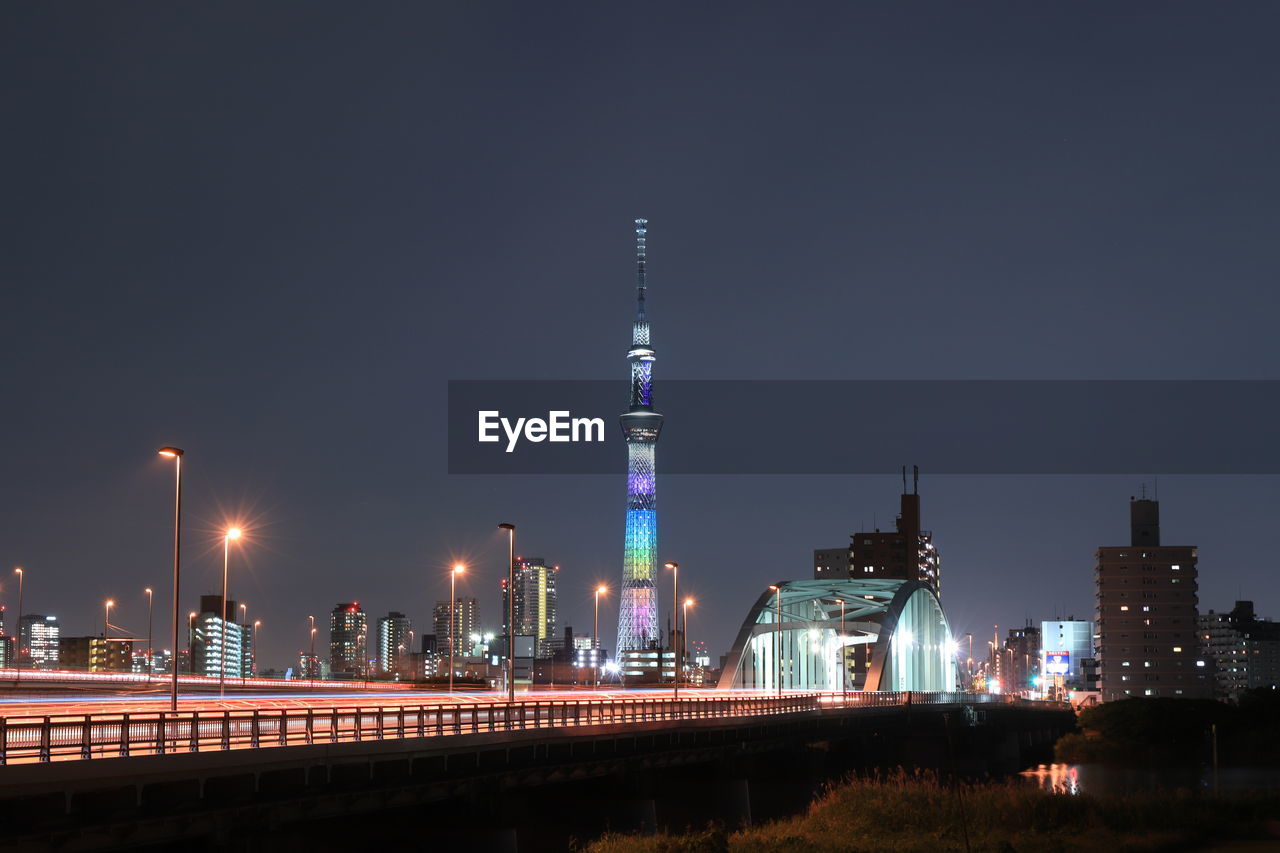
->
<box><xmin>13</xmin><ymin>567</ymin><xmax>24</xmax><ymax>674</ymax></box>
<box><xmin>144</xmin><ymin>587</ymin><xmax>154</xmax><ymax>676</ymax></box>
<box><xmin>104</xmin><ymin>599</ymin><xmax>114</xmax><ymax>641</ymax></box>
<box><xmin>252</xmin><ymin>620</ymin><xmax>261</xmax><ymax>678</ymax></box>
<box><xmin>594</xmin><ymin>585</ymin><xmax>607</xmax><ymax>689</ymax></box>
<box><xmin>498</xmin><ymin>523</ymin><xmax>516</xmax><ymax>703</ymax></box>
<box><xmin>663</xmin><ymin>562</ymin><xmax>679</xmax><ymax>699</ymax></box>
<box><xmin>157</xmin><ymin>447</ymin><xmax>184</xmax><ymax>709</ymax></box>
<box><xmin>220</xmin><ymin>526</ymin><xmax>242</xmax><ymax>698</ymax></box>
<box><xmin>769</xmin><ymin>585</ymin><xmax>782</xmax><ymax>697</ymax></box>
<box><xmin>683</xmin><ymin>597</ymin><xmax>695</xmax><ymax>686</ymax></box>
<box><xmin>450</xmin><ymin>563</ymin><xmax>465</xmax><ymax>694</ymax></box>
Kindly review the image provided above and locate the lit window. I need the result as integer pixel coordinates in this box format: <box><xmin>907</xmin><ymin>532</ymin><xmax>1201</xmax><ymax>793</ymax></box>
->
<box><xmin>1172</xmin><ymin>646</ymin><xmax>1182</xmax><ymax>653</ymax></box>
<box><xmin>1120</xmin><ymin>606</ymin><xmax>1129</xmax><ymax>611</ymax></box>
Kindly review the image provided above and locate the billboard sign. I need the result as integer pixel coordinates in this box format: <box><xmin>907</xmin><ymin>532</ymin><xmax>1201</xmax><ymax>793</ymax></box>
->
<box><xmin>1045</xmin><ymin>651</ymin><xmax>1070</xmax><ymax>675</ymax></box>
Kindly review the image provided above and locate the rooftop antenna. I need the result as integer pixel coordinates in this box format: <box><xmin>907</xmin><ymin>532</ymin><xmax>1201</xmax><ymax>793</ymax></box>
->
<box><xmin>1140</xmin><ymin>483</ymin><xmax>1147</xmax><ymax>500</ymax></box>
<box><xmin>634</xmin><ymin>218</ymin><xmax>648</xmax><ymax>319</ymax></box>
<box><xmin>913</xmin><ymin>465</ymin><xmax>919</xmax><ymax>495</ymax></box>
<box><xmin>902</xmin><ymin>465</ymin><xmax>907</xmax><ymax>494</ymax></box>
<box><xmin>1154</xmin><ymin>476</ymin><xmax>1158</xmax><ymax>500</ymax></box>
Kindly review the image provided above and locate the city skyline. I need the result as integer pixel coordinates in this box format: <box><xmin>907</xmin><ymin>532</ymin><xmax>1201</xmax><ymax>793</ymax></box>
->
<box><xmin>4</xmin><ymin>3</ymin><xmax>1280</xmax><ymax>672</ymax></box>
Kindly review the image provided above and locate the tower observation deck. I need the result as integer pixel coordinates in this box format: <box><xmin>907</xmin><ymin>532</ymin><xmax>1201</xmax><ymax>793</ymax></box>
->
<box><xmin>616</xmin><ymin>218</ymin><xmax>663</xmax><ymax>655</ymax></box>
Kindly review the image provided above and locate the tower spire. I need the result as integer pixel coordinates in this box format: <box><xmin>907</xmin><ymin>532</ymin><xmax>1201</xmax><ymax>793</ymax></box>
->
<box><xmin>632</xmin><ymin>219</ymin><xmax>649</xmax><ymax>344</ymax></box>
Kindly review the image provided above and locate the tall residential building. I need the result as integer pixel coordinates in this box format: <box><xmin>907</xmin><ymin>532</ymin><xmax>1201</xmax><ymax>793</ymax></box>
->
<box><xmin>502</xmin><ymin>558</ymin><xmax>558</xmax><ymax>657</ymax></box>
<box><xmin>433</xmin><ymin>597</ymin><xmax>478</xmax><ymax>659</ymax></box>
<box><xmin>377</xmin><ymin>612</ymin><xmax>412</xmax><ymax>675</ymax></box>
<box><xmin>1095</xmin><ymin>497</ymin><xmax>1211</xmax><ymax>700</ymax></box>
<box><xmin>1040</xmin><ymin>619</ymin><xmax>1095</xmax><ymax>690</ymax></box>
<box><xmin>813</xmin><ymin>469</ymin><xmax>941</xmax><ymax>595</ymax></box>
<box><xmin>617</xmin><ymin>218</ymin><xmax>663</xmax><ymax>655</ymax></box>
<box><xmin>19</xmin><ymin>614</ymin><xmax>59</xmax><ymax>669</ymax></box>
<box><xmin>191</xmin><ymin>595</ymin><xmax>250</xmax><ymax>678</ymax></box>
<box><xmin>0</xmin><ymin>606</ymin><xmax>8</xmax><ymax>668</ymax></box>
<box><xmin>1198</xmin><ymin>601</ymin><xmax>1280</xmax><ymax>700</ymax></box>
<box><xmin>330</xmin><ymin>602</ymin><xmax>368</xmax><ymax>676</ymax></box>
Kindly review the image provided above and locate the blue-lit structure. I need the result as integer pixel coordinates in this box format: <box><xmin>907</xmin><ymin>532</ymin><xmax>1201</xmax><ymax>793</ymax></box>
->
<box><xmin>616</xmin><ymin>219</ymin><xmax>663</xmax><ymax>655</ymax></box>
<box><xmin>718</xmin><ymin>579</ymin><xmax>960</xmax><ymax>692</ymax></box>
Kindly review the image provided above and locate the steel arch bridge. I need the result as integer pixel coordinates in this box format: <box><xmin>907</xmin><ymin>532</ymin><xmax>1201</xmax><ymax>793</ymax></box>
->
<box><xmin>717</xmin><ymin>579</ymin><xmax>959</xmax><ymax>692</ymax></box>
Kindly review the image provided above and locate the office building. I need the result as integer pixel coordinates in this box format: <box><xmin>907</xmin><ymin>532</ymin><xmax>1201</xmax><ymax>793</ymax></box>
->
<box><xmin>19</xmin><ymin>614</ymin><xmax>59</xmax><ymax>669</ymax></box>
<box><xmin>1040</xmin><ymin>619</ymin><xmax>1094</xmax><ymax>693</ymax></box>
<box><xmin>433</xmin><ymin>597</ymin><xmax>478</xmax><ymax>659</ymax></box>
<box><xmin>329</xmin><ymin>602</ymin><xmax>368</xmax><ymax>676</ymax></box>
<box><xmin>58</xmin><ymin>636</ymin><xmax>133</xmax><ymax>672</ymax></box>
<box><xmin>502</xmin><ymin>558</ymin><xmax>558</xmax><ymax>657</ymax></box>
<box><xmin>376</xmin><ymin>611</ymin><xmax>412</xmax><ymax>675</ymax></box>
<box><xmin>1095</xmin><ymin>497</ymin><xmax>1211</xmax><ymax>700</ymax></box>
<box><xmin>1199</xmin><ymin>601</ymin><xmax>1280</xmax><ymax>700</ymax></box>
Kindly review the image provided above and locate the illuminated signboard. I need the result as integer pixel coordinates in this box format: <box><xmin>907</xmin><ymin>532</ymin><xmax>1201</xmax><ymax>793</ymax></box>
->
<box><xmin>1045</xmin><ymin>651</ymin><xmax>1070</xmax><ymax>674</ymax></box>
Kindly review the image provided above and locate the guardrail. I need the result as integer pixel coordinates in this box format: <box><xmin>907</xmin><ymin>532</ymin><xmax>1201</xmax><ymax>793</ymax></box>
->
<box><xmin>0</xmin><ymin>691</ymin><xmax>1035</xmax><ymax>765</ymax></box>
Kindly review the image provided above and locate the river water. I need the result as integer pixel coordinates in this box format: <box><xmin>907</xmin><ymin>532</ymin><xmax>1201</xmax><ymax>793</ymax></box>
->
<box><xmin>1022</xmin><ymin>763</ymin><xmax>1280</xmax><ymax>796</ymax></box>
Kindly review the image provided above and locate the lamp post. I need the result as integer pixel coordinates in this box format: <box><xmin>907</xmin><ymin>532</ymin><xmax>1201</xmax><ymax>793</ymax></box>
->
<box><xmin>13</xmin><ymin>567</ymin><xmax>23</xmax><ymax>674</ymax></box>
<box><xmin>104</xmin><ymin>600</ymin><xmax>114</xmax><ymax>669</ymax></box>
<box><xmin>663</xmin><ymin>562</ymin><xmax>679</xmax><ymax>699</ymax></box>
<box><xmin>835</xmin><ymin>598</ymin><xmax>846</xmax><ymax>705</ymax></box>
<box><xmin>683</xmin><ymin>597</ymin><xmax>694</xmax><ymax>687</ymax></box>
<box><xmin>309</xmin><ymin>615</ymin><xmax>317</xmax><ymax>682</ymax></box>
<box><xmin>594</xmin><ymin>585</ymin><xmax>607</xmax><ymax>689</ymax></box>
<box><xmin>239</xmin><ymin>603</ymin><xmax>247</xmax><ymax>626</ymax></box>
<box><xmin>220</xmin><ymin>527</ymin><xmax>242</xmax><ymax>698</ymax></box>
<box><xmin>769</xmin><ymin>585</ymin><xmax>782</xmax><ymax>697</ymax></box>
<box><xmin>157</xmin><ymin>447</ymin><xmax>183</xmax><ymax>710</ymax></box>
<box><xmin>144</xmin><ymin>587</ymin><xmax>154</xmax><ymax>676</ymax></box>
<box><xmin>450</xmin><ymin>564</ymin><xmax>465</xmax><ymax>694</ymax></box>
<box><xmin>498</xmin><ymin>523</ymin><xmax>515</xmax><ymax>703</ymax></box>
<box><xmin>251</xmin><ymin>620</ymin><xmax>260</xmax><ymax>678</ymax></box>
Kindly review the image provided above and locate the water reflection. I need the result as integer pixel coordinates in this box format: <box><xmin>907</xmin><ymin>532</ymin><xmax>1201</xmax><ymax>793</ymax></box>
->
<box><xmin>1022</xmin><ymin>763</ymin><xmax>1280</xmax><ymax>796</ymax></box>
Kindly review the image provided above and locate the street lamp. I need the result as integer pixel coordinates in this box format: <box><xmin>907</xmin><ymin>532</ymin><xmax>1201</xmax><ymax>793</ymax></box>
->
<box><xmin>157</xmin><ymin>447</ymin><xmax>183</xmax><ymax>710</ymax></box>
<box><xmin>450</xmin><ymin>563</ymin><xmax>465</xmax><ymax>694</ymax></box>
<box><xmin>220</xmin><ymin>526</ymin><xmax>242</xmax><ymax>698</ymax></box>
<box><xmin>144</xmin><ymin>587</ymin><xmax>154</xmax><ymax>676</ymax></box>
<box><xmin>13</xmin><ymin>567</ymin><xmax>23</xmax><ymax>673</ymax></box>
<box><xmin>104</xmin><ymin>599</ymin><xmax>114</xmax><ymax>642</ymax></box>
<box><xmin>252</xmin><ymin>620</ymin><xmax>260</xmax><ymax>678</ymax></box>
<box><xmin>498</xmin><ymin>523</ymin><xmax>515</xmax><ymax>703</ymax></box>
<box><xmin>240</xmin><ymin>603</ymin><xmax>247</xmax><ymax>626</ymax></box>
<box><xmin>683</xmin><ymin>597</ymin><xmax>694</xmax><ymax>687</ymax></box>
<box><xmin>594</xmin><ymin>585</ymin><xmax>607</xmax><ymax>689</ymax></box>
<box><xmin>834</xmin><ymin>598</ymin><xmax>846</xmax><ymax>705</ymax></box>
<box><xmin>663</xmin><ymin>562</ymin><xmax>679</xmax><ymax>699</ymax></box>
<box><xmin>769</xmin><ymin>585</ymin><xmax>782</xmax><ymax>697</ymax></box>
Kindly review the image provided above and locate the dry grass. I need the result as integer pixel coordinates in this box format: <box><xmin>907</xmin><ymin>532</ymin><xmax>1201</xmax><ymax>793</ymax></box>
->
<box><xmin>583</xmin><ymin>770</ymin><xmax>1280</xmax><ymax>853</ymax></box>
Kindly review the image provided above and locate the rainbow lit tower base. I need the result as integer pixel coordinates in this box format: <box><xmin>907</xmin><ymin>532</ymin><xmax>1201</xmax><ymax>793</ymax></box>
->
<box><xmin>616</xmin><ymin>218</ymin><xmax>663</xmax><ymax>655</ymax></box>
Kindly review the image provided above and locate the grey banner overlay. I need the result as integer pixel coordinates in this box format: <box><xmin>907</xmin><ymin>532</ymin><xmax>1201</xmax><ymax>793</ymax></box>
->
<box><xmin>448</xmin><ymin>380</ymin><xmax>1277</xmax><ymax>474</ymax></box>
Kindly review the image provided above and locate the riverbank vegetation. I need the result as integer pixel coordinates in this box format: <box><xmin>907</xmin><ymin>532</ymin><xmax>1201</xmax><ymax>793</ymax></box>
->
<box><xmin>583</xmin><ymin>770</ymin><xmax>1280</xmax><ymax>853</ymax></box>
<box><xmin>1055</xmin><ymin>691</ymin><xmax>1280</xmax><ymax>765</ymax></box>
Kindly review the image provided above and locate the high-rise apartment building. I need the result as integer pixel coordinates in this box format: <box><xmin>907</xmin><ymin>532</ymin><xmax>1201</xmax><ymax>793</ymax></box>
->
<box><xmin>1198</xmin><ymin>601</ymin><xmax>1280</xmax><ymax>700</ymax></box>
<box><xmin>58</xmin><ymin>637</ymin><xmax>132</xmax><ymax>672</ymax></box>
<box><xmin>191</xmin><ymin>595</ymin><xmax>250</xmax><ymax>678</ymax></box>
<box><xmin>433</xmin><ymin>597</ymin><xmax>478</xmax><ymax>659</ymax></box>
<box><xmin>329</xmin><ymin>602</ymin><xmax>368</xmax><ymax>676</ymax></box>
<box><xmin>377</xmin><ymin>612</ymin><xmax>412</xmax><ymax>675</ymax></box>
<box><xmin>502</xmin><ymin>558</ymin><xmax>558</xmax><ymax>658</ymax></box>
<box><xmin>813</xmin><ymin>469</ymin><xmax>941</xmax><ymax>594</ymax></box>
<box><xmin>1095</xmin><ymin>498</ymin><xmax>1211</xmax><ymax>700</ymax></box>
<box><xmin>19</xmin><ymin>614</ymin><xmax>59</xmax><ymax>669</ymax></box>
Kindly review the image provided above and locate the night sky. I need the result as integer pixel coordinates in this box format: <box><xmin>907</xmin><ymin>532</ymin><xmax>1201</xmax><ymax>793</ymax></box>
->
<box><xmin>4</xmin><ymin>3</ymin><xmax>1280</xmax><ymax>671</ymax></box>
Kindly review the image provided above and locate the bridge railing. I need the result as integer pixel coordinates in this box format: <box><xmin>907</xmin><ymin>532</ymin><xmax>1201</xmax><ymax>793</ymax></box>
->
<box><xmin>0</xmin><ymin>692</ymin><xmax>822</xmax><ymax>765</ymax></box>
<box><xmin>0</xmin><ymin>691</ymin><xmax>1038</xmax><ymax>765</ymax></box>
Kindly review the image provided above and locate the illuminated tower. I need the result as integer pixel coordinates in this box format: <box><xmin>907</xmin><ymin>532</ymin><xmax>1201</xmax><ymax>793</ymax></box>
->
<box><xmin>617</xmin><ymin>218</ymin><xmax>663</xmax><ymax>655</ymax></box>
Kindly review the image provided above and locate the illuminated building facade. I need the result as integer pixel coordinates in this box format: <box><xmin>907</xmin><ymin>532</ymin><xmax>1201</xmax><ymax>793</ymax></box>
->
<box><xmin>502</xmin><ymin>558</ymin><xmax>558</xmax><ymax>658</ymax></box>
<box><xmin>616</xmin><ymin>218</ymin><xmax>663</xmax><ymax>656</ymax></box>
<box><xmin>1198</xmin><ymin>601</ymin><xmax>1280</xmax><ymax>700</ymax></box>
<box><xmin>434</xmin><ymin>597</ymin><xmax>478</xmax><ymax>658</ymax></box>
<box><xmin>329</xmin><ymin>602</ymin><xmax>368</xmax><ymax>676</ymax></box>
<box><xmin>719</xmin><ymin>579</ymin><xmax>959</xmax><ymax>692</ymax></box>
<box><xmin>57</xmin><ymin>636</ymin><xmax>133</xmax><ymax>672</ymax></box>
<box><xmin>1040</xmin><ymin>619</ymin><xmax>1094</xmax><ymax>691</ymax></box>
<box><xmin>1095</xmin><ymin>498</ymin><xmax>1211</xmax><ymax>700</ymax></box>
<box><xmin>192</xmin><ymin>595</ymin><xmax>250</xmax><ymax>678</ymax></box>
<box><xmin>376</xmin><ymin>611</ymin><xmax>411</xmax><ymax>675</ymax></box>
<box><xmin>19</xmin><ymin>614</ymin><xmax>59</xmax><ymax>669</ymax></box>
